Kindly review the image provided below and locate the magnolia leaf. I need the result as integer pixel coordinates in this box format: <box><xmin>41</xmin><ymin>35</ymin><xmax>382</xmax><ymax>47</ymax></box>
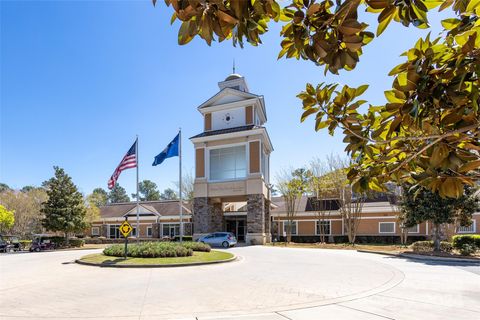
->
<box><xmin>377</xmin><ymin>9</ymin><xmax>394</xmax><ymax>36</ymax></box>
<box><xmin>441</xmin><ymin>18</ymin><xmax>461</xmax><ymax>30</ymax></box>
<box><xmin>430</xmin><ymin>144</ymin><xmax>450</xmax><ymax>167</ymax></box>
<box><xmin>458</xmin><ymin>160</ymin><xmax>480</xmax><ymax>173</ymax></box>
<box><xmin>301</xmin><ymin>108</ymin><xmax>319</xmax><ymax>122</ymax></box>
<box><xmin>439</xmin><ymin>178</ymin><xmax>463</xmax><ymax>198</ymax></box>
<box><xmin>466</xmin><ymin>0</ymin><xmax>480</xmax><ymax>13</ymax></box>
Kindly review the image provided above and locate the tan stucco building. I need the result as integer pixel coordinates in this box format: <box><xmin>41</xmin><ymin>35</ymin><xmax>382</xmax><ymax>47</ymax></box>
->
<box><xmin>190</xmin><ymin>73</ymin><xmax>273</xmax><ymax>245</ymax></box>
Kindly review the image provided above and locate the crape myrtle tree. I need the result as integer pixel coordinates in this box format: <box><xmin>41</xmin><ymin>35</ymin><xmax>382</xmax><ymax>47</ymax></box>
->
<box><xmin>276</xmin><ymin>168</ymin><xmax>307</xmax><ymax>243</ymax></box>
<box><xmin>325</xmin><ymin>154</ymin><xmax>365</xmax><ymax>244</ymax></box>
<box><xmin>41</xmin><ymin>167</ymin><xmax>87</xmax><ymax>244</ymax></box>
<box><xmin>308</xmin><ymin>158</ymin><xmax>336</xmax><ymax>243</ymax></box>
<box><xmin>0</xmin><ymin>188</ymin><xmax>48</xmax><ymax>238</ymax></box>
<box><xmin>400</xmin><ymin>184</ymin><xmax>479</xmax><ymax>251</ymax></box>
<box><xmin>154</xmin><ymin>0</ymin><xmax>480</xmax><ymax>198</ymax></box>
<box><xmin>174</xmin><ymin>171</ymin><xmax>195</xmax><ymax>202</ymax></box>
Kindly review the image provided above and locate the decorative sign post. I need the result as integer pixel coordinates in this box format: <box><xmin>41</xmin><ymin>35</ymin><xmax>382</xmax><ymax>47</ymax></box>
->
<box><xmin>120</xmin><ymin>218</ymin><xmax>133</xmax><ymax>259</ymax></box>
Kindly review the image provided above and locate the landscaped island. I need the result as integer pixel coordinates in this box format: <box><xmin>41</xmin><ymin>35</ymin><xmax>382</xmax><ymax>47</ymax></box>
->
<box><xmin>77</xmin><ymin>241</ymin><xmax>235</xmax><ymax>267</ymax></box>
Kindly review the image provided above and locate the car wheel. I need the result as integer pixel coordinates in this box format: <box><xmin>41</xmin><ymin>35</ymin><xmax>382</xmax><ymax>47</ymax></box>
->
<box><xmin>34</xmin><ymin>247</ymin><xmax>40</xmax><ymax>252</ymax></box>
<box><xmin>222</xmin><ymin>241</ymin><xmax>229</xmax><ymax>248</ymax></box>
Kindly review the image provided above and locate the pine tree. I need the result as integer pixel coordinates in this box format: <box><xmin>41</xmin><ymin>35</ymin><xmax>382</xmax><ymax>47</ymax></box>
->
<box><xmin>41</xmin><ymin>166</ymin><xmax>87</xmax><ymax>243</ymax></box>
<box><xmin>108</xmin><ymin>184</ymin><xmax>130</xmax><ymax>203</ymax></box>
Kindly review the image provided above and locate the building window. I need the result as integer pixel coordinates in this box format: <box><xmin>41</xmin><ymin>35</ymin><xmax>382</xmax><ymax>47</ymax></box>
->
<box><xmin>458</xmin><ymin>220</ymin><xmax>476</xmax><ymax>233</ymax></box>
<box><xmin>91</xmin><ymin>227</ymin><xmax>100</xmax><ymax>237</ymax></box>
<box><xmin>162</xmin><ymin>223</ymin><xmax>180</xmax><ymax>238</ymax></box>
<box><xmin>379</xmin><ymin>222</ymin><xmax>395</xmax><ymax>234</ymax></box>
<box><xmin>407</xmin><ymin>224</ymin><xmax>419</xmax><ymax>233</ymax></box>
<box><xmin>209</xmin><ymin>145</ymin><xmax>246</xmax><ymax>181</ymax></box>
<box><xmin>108</xmin><ymin>225</ymin><xmax>120</xmax><ymax>239</ymax></box>
<box><xmin>147</xmin><ymin>226</ymin><xmax>153</xmax><ymax>237</ymax></box>
<box><xmin>316</xmin><ymin>220</ymin><xmax>331</xmax><ymax>235</ymax></box>
<box><xmin>283</xmin><ymin>221</ymin><xmax>297</xmax><ymax>235</ymax></box>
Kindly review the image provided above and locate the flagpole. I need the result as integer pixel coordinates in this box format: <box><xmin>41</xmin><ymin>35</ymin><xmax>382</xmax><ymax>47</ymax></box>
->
<box><xmin>136</xmin><ymin>135</ymin><xmax>140</xmax><ymax>243</ymax></box>
<box><xmin>179</xmin><ymin>128</ymin><xmax>183</xmax><ymax>243</ymax></box>
<box><xmin>178</xmin><ymin>128</ymin><xmax>183</xmax><ymax>242</ymax></box>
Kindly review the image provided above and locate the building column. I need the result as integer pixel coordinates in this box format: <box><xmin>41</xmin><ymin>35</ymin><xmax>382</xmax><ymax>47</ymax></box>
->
<box><xmin>246</xmin><ymin>194</ymin><xmax>266</xmax><ymax>245</ymax></box>
<box><xmin>152</xmin><ymin>223</ymin><xmax>161</xmax><ymax>238</ymax></box>
<box><xmin>193</xmin><ymin>197</ymin><xmax>223</xmax><ymax>239</ymax></box>
<box><xmin>264</xmin><ymin>198</ymin><xmax>271</xmax><ymax>243</ymax></box>
<box><xmin>101</xmin><ymin>224</ymin><xmax>108</xmax><ymax>238</ymax></box>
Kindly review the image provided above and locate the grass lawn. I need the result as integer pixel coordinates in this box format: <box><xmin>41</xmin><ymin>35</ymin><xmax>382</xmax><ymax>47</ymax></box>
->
<box><xmin>78</xmin><ymin>250</ymin><xmax>234</xmax><ymax>266</ymax></box>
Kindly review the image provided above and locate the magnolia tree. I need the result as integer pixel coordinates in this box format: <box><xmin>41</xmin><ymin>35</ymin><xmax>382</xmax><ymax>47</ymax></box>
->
<box><xmin>400</xmin><ymin>184</ymin><xmax>479</xmax><ymax>251</ymax></box>
<box><xmin>155</xmin><ymin>0</ymin><xmax>480</xmax><ymax>198</ymax></box>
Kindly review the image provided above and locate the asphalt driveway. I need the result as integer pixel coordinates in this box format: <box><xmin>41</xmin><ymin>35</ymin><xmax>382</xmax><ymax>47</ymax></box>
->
<box><xmin>0</xmin><ymin>246</ymin><xmax>478</xmax><ymax>319</ymax></box>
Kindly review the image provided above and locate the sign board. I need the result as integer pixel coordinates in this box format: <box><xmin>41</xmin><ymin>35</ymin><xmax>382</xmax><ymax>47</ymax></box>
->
<box><xmin>120</xmin><ymin>221</ymin><xmax>133</xmax><ymax>238</ymax></box>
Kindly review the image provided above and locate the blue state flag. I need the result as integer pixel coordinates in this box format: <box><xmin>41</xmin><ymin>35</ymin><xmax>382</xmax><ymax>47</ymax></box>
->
<box><xmin>152</xmin><ymin>133</ymin><xmax>179</xmax><ymax>166</ymax></box>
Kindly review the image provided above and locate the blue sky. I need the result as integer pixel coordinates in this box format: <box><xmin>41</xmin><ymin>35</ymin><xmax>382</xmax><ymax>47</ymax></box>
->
<box><xmin>0</xmin><ymin>1</ymin><xmax>450</xmax><ymax>196</ymax></box>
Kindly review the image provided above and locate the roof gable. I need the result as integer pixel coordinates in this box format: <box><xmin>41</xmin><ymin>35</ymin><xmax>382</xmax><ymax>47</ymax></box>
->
<box><xmin>198</xmin><ymin>88</ymin><xmax>259</xmax><ymax>109</ymax></box>
<box><xmin>124</xmin><ymin>204</ymin><xmax>159</xmax><ymax>217</ymax></box>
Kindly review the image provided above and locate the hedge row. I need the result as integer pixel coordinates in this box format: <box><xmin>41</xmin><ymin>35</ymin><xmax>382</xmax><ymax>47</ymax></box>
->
<box><xmin>46</xmin><ymin>237</ymin><xmax>84</xmax><ymax>248</ymax></box>
<box><xmin>452</xmin><ymin>235</ymin><xmax>480</xmax><ymax>249</ymax></box>
<box><xmin>411</xmin><ymin>241</ymin><xmax>453</xmax><ymax>253</ymax></box>
<box><xmin>451</xmin><ymin>235</ymin><xmax>480</xmax><ymax>255</ymax></box>
<box><xmin>103</xmin><ymin>241</ymin><xmax>211</xmax><ymax>258</ymax></box>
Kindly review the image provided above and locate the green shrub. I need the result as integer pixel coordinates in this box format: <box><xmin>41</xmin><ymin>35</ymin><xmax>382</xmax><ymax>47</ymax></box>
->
<box><xmin>69</xmin><ymin>239</ymin><xmax>84</xmax><ymax>248</ymax></box>
<box><xmin>411</xmin><ymin>241</ymin><xmax>452</xmax><ymax>253</ymax></box>
<box><xmin>48</xmin><ymin>237</ymin><xmax>84</xmax><ymax>248</ymax></box>
<box><xmin>182</xmin><ymin>241</ymin><xmax>211</xmax><ymax>252</ymax></box>
<box><xmin>103</xmin><ymin>242</ymin><xmax>194</xmax><ymax>258</ymax></box>
<box><xmin>452</xmin><ymin>235</ymin><xmax>480</xmax><ymax>250</ymax></box>
<box><xmin>459</xmin><ymin>244</ymin><xmax>476</xmax><ymax>256</ymax></box>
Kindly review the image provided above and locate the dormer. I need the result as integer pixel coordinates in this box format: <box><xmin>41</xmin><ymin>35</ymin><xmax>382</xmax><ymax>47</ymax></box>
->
<box><xmin>218</xmin><ymin>73</ymin><xmax>249</xmax><ymax>92</ymax></box>
<box><xmin>197</xmin><ymin>74</ymin><xmax>267</xmax><ymax>132</ymax></box>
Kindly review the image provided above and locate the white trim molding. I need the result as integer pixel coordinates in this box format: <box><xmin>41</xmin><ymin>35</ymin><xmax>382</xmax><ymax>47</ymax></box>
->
<box><xmin>457</xmin><ymin>219</ymin><xmax>476</xmax><ymax>234</ymax></box>
<box><xmin>379</xmin><ymin>222</ymin><xmax>396</xmax><ymax>234</ymax></box>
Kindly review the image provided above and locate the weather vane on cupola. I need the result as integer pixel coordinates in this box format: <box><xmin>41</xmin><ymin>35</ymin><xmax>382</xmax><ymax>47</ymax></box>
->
<box><xmin>233</xmin><ymin>59</ymin><xmax>236</xmax><ymax>74</ymax></box>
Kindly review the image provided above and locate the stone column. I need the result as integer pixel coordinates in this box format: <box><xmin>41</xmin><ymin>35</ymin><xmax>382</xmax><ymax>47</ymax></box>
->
<box><xmin>246</xmin><ymin>194</ymin><xmax>266</xmax><ymax>245</ymax></box>
<box><xmin>193</xmin><ymin>197</ymin><xmax>223</xmax><ymax>239</ymax></box>
<box><xmin>264</xmin><ymin>198</ymin><xmax>271</xmax><ymax>243</ymax></box>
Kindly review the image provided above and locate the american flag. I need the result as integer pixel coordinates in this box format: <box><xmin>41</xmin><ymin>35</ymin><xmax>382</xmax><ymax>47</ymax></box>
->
<box><xmin>108</xmin><ymin>140</ymin><xmax>137</xmax><ymax>189</ymax></box>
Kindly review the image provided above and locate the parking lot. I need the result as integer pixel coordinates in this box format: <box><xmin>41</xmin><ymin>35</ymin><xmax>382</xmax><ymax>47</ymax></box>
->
<box><xmin>0</xmin><ymin>246</ymin><xmax>479</xmax><ymax>319</ymax></box>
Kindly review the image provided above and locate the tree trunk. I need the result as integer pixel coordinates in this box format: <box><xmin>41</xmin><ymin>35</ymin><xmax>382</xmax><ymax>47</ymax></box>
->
<box><xmin>65</xmin><ymin>232</ymin><xmax>70</xmax><ymax>247</ymax></box>
<box><xmin>433</xmin><ymin>223</ymin><xmax>441</xmax><ymax>252</ymax></box>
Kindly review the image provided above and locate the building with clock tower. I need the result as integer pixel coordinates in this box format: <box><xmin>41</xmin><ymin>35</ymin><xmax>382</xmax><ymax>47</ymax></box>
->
<box><xmin>190</xmin><ymin>73</ymin><xmax>273</xmax><ymax>245</ymax></box>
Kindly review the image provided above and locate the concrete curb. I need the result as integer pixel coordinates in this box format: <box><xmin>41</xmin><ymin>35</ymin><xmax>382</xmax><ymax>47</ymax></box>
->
<box><xmin>75</xmin><ymin>254</ymin><xmax>237</xmax><ymax>268</ymax></box>
<box><xmin>357</xmin><ymin>249</ymin><xmax>480</xmax><ymax>264</ymax></box>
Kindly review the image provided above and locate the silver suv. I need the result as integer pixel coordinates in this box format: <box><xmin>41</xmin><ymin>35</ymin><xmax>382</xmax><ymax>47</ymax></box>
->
<box><xmin>198</xmin><ymin>232</ymin><xmax>237</xmax><ymax>248</ymax></box>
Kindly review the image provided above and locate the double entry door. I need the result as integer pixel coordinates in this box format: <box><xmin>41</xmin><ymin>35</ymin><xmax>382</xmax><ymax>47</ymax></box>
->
<box><xmin>225</xmin><ymin>217</ymin><xmax>246</xmax><ymax>242</ymax></box>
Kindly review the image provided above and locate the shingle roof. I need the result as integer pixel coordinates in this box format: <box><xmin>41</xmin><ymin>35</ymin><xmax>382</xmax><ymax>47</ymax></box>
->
<box><xmin>190</xmin><ymin>125</ymin><xmax>259</xmax><ymax>139</ymax></box>
<box><xmin>99</xmin><ymin>200</ymin><xmax>191</xmax><ymax>219</ymax></box>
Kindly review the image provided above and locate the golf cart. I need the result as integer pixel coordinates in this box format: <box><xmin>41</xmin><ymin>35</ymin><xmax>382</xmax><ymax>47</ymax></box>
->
<box><xmin>30</xmin><ymin>234</ymin><xmax>56</xmax><ymax>252</ymax></box>
<box><xmin>0</xmin><ymin>234</ymin><xmax>22</xmax><ymax>252</ymax></box>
